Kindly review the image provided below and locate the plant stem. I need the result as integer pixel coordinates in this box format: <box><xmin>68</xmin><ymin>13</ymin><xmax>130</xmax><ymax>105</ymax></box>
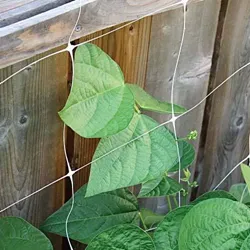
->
<box><xmin>173</xmin><ymin>195</ymin><xmax>178</xmax><ymax>208</ymax></box>
<box><xmin>134</xmin><ymin>104</ymin><xmax>141</xmax><ymax>114</ymax></box>
<box><xmin>139</xmin><ymin>212</ymin><xmax>147</xmax><ymax>230</ymax></box>
<box><xmin>166</xmin><ymin>196</ymin><xmax>172</xmax><ymax>211</ymax></box>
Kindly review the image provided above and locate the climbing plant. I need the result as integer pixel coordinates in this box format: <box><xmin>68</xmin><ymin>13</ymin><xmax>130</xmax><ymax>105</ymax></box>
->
<box><xmin>1</xmin><ymin>44</ymin><xmax>250</xmax><ymax>250</ymax></box>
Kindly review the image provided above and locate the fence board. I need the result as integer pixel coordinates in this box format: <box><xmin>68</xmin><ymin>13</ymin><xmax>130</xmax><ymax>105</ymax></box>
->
<box><xmin>142</xmin><ymin>0</ymin><xmax>221</xmax><ymax>212</ymax></box>
<box><xmin>0</xmin><ymin>48</ymin><xmax>69</xmax><ymax>249</ymax></box>
<box><xmin>196</xmin><ymin>0</ymin><xmax>250</xmax><ymax>194</ymax></box>
<box><xmin>0</xmin><ymin>0</ymin><xmax>201</xmax><ymax>69</ymax></box>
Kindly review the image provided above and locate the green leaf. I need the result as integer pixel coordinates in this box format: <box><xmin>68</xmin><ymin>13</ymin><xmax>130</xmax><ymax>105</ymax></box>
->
<box><xmin>154</xmin><ymin>206</ymin><xmax>192</xmax><ymax>250</ymax></box>
<box><xmin>154</xmin><ymin>191</ymin><xmax>237</xmax><ymax>250</ymax></box>
<box><xmin>59</xmin><ymin>43</ymin><xmax>135</xmax><ymax>138</ymax></box>
<box><xmin>241</xmin><ymin>164</ymin><xmax>250</xmax><ymax>190</ymax></box>
<box><xmin>140</xmin><ymin>209</ymin><xmax>164</xmax><ymax>228</ymax></box>
<box><xmin>241</xmin><ymin>234</ymin><xmax>250</xmax><ymax>249</ymax></box>
<box><xmin>86</xmin><ymin>224</ymin><xmax>155</xmax><ymax>250</ymax></box>
<box><xmin>86</xmin><ymin>113</ymin><xmax>178</xmax><ymax>197</ymax></box>
<box><xmin>168</xmin><ymin>140</ymin><xmax>195</xmax><ymax>172</ymax></box>
<box><xmin>191</xmin><ymin>190</ymin><xmax>237</xmax><ymax>205</ymax></box>
<box><xmin>230</xmin><ymin>184</ymin><xmax>250</xmax><ymax>204</ymax></box>
<box><xmin>0</xmin><ymin>217</ymin><xmax>53</xmax><ymax>250</ymax></box>
<box><xmin>138</xmin><ymin>176</ymin><xmax>181</xmax><ymax>198</ymax></box>
<box><xmin>40</xmin><ymin>185</ymin><xmax>139</xmax><ymax>244</ymax></box>
<box><xmin>179</xmin><ymin>198</ymin><xmax>250</xmax><ymax>250</ymax></box>
<box><xmin>127</xmin><ymin>84</ymin><xmax>186</xmax><ymax>114</ymax></box>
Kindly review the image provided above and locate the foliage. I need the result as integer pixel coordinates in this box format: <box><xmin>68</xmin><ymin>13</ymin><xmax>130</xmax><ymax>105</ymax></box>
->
<box><xmin>2</xmin><ymin>44</ymin><xmax>250</xmax><ymax>250</ymax></box>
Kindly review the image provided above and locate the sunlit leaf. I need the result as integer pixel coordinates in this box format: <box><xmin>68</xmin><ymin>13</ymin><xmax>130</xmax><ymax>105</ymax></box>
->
<box><xmin>41</xmin><ymin>185</ymin><xmax>139</xmax><ymax>244</ymax></box>
<box><xmin>86</xmin><ymin>113</ymin><xmax>178</xmax><ymax>197</ymax></box>
<box><xmin>241</xmin><ymin>164</ymin><xmax>250</xmax><ymax>190</ymax></box>
<box><xmin>127</xmin><ymin>84</ymin><xmax>186</xmax><ymax>114</ymax></box>
<box><xmin>230</xmin><ymin>184</ymin><xmax>250</xmax><ymax>204</ymax></box>
<box><xmin>59</xmin><ymin>43</ymin><xmax>135</xmax><ymax>138</ymax></box>
<box><xmin>0</xmin><ymin>217</ymin><xmax>52</xmax><ymax>250</ymax></box>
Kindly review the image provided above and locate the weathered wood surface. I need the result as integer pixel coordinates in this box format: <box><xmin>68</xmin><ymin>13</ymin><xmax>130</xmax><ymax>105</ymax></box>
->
<box><xmin>196</xmin><ymin>0</ymin><xmax>250</xmax><ymax>194</ymax></box>
<box><xmin>0</xmin><ymin>0</ymin><xmax>201</xmax><ymax>69</ymax></box>
<box><xmin>142</xmin><ymin>0</ymin><xmax>221</xmax><ymax>211</ymax></box>
<box><xmin>0</xmin><ymin>47</ymin><xmax>68</xmax><ymax>249</ymax></box>
<box><xmin>0</xmin><ymin>0</ymin><xmax>72</xmax><ymax>27</ymax></box>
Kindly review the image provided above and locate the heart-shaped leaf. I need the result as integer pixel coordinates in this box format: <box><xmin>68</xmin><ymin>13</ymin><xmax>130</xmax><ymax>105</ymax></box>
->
<box><xmin>59</xmin><ymin>43</ymin><xmax>135</xmax><ymax>138</ymax></box>
<box><xmin>0</xmin><ymin>217</ymin><xmax>53</xmax><ymax>250</ymax></box>
<box><xmin>168</xmin><ymin>140</ymin><xmax>195</xmax><ymax>172</ymax></box>
<box><xmin>154</xmin><ymin>191</ymin><xmax>237</xmax><ymax>250</ymax></box>
<box><xmin>138</xmin><ymin>176</ymin><xmax>181</xmax><ymax>198</ymax></box>
<box><xmin>230</xmin><ymin>184</ymin><xmax>250</xmax><ymax>204</ymax></box>
<box><xmin>86</xmin><ymin>113</ymin><xmax>178</xmax><ymax>197</ymax></box>
<box><xmin>179</xmin><ymin>198</ymin><xmax>250</xmax><ymax>250</ymax></box>
<box><xmin>86</xmin><ymin>224</ymin><xmax>155</xmax><ymax>250</ymax></box>
<box><xmin>40</xmin><ymin>185</ymin><xmax>139</xmax><ymax>244</ymax></box>
<box><xmin>241</xmin><ymin>164</ymin><xmax>250</xmax><ymax>190</ymax></box>
<box><xmin>127</xmin><ymin>84</ymin><xmax>186</xmax><ymax>114</ymax></box>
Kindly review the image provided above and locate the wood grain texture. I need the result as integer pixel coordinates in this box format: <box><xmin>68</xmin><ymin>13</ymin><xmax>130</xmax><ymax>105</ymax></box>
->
<box><xmin>142</xmin><ymin>0</ymin><xmax>221</xmax><ymax>211</ymax></box>
<box><xmin>0</xmin><ymin>0</ymin><xmax>72</xmax><ymax>28</ymax></box>
<box><xmin>196</xmin><ymin>0</ymin><xmax>250</xmax><ymax>194</ymax></box>
<box><xmin>0</xmin><ymin>47</ymin><xmax>69</xmax><ymax>249</ymax></box>
<box><xmin>0</xmin><ymin>0</ymin><xmax>35</xmax><ymax>13</ymax></box>
<box><xmin>0</xmin><ymin>0</ymin><xmax>201</xmax><ymax>69</ymax></box>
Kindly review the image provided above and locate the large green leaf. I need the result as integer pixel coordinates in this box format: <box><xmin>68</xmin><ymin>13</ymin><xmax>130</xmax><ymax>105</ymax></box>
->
<box><xmin>191</xmin><ymin>190</ymin><xmax>236</xmax><ymax>205</ymax></box>
<box><xmin>40</xmin><ymin>185</ymin><xmax>139</xmax><ymax>244</ymax></box>
<box><xmin>138</xmin><ymin>176</ymin><xmax>181</xmax><ymax>198</ymax></box>
<box><xmin>154</xmin><ymin>191</ymin><xmax>237</xmax><ymax>250</ymax></box>
<box><xmin>59</xmin><ymin>43</ymin><xmax>135</xmax><ymax>138</ymax></box>
<box><xmin>86</xmin><ymin>113</ymin><xmax>178</xmax><ymax>197</ymax></box>
<box><xmin>140</xmin><ymin>209</ymin><xmax>164</xmax><ymax>228</ymax></box>
<box><xmin>127</xmin><ymin>84</ymin><xmax>186</xmax><ymax>114</ymax></box>
<box><xmin>179</xmin><ymin>198</ymin><xmax>250</xmax><ymax>250</ymax></box>
<box><xmin>230</xmin><ymin>184</ymin><xmax>250</xmax><ymax>204</ymax></box>
<box><xmin>168</xmin><ymin>140</ymin><xmax>195</xmax><ymax>172</ymax></box>
<box><xmin>241</xmin><ymin>164</ymin><xmax>250</xmax><ymax>190</ymax></box>
<box><xmin>86</xmin><ymin>224</ymin><xmax>155</xmax><ymax>250</ymax></box>
<box><xmin>154</xmin><ymin>206</ymin><xmax>192</xmax><ymax>250</ymax></box>
<box><xmin>0</xmin><ymin>217</ymin><xmax>52</xmax><ymax>250</ymax></box>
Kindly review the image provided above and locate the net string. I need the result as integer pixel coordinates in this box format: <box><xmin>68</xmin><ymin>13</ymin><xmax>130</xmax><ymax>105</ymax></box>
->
<box><xmin>0</xmin><ymin>0</ymin><xmax>249</xmax><ymax>239</ymax></box>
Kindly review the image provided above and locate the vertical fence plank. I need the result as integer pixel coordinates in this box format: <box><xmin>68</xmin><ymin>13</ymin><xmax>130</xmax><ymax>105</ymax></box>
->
<box><xmin>0</xmin><ymin>48</ymin><xmax>68</xmax><ymax>249</ymax></box>
<box><xmin>196</xmin><ymin>0</ymin><xmax>250</xmax><ymax>194</ymax></box>
<box><xmin>142</xmin><ymin>0</ymin><xmax>221</xmax><ymax>212</ymax></box>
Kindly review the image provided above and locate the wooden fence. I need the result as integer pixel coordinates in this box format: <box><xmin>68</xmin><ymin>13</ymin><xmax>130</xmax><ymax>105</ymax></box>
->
<box><xmin>0</xmin><ymin>0</ymin><xmax>250</xmax><ymax>249</ymax></box>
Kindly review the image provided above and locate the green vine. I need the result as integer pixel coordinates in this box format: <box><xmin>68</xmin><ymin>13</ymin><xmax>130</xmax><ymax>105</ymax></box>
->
<box><xmin>2</xmin><ymin>44</ymin><xmax>250</xmax><ymax>250</ymax></box>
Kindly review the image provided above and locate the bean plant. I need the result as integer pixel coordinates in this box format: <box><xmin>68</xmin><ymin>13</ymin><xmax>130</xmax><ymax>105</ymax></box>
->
<box><xmin>1</xmin><ymin>44</ymin><xmax>250</xmax><ymax>250</ymax></box>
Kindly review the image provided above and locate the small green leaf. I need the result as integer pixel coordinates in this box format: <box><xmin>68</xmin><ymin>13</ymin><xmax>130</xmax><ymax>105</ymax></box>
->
<box><xmin>191</xmin><ymin>190</ymin><xmax>237</xmax><ymax>205</ymax></box>
<box><xmin>140</xmin><ymin>209</ymin><xmax>164</xmax><ymax>228</ymax></box>
<box><xmin>241</xmin><ymin>164</ymin><xmax>250</xmax><ymax>190</ymax></box>
<box><xmin>86</xmin><ymin>224</ymin><xmax>155</xmax><ymax>250</ymax></box>
<box><xmin>230</xmin><ymin>184</ymin><xmax>250</xmax><ymax>204</ymax></box>
<box><xmin>86</xmin><ymin>113</ymin><xmax>178</xmax><ymax>197</ymax></box>
<box><xmin>154</xmin><ymin>206</ymin><xmax>192</xmax><ymax>250</ymax></box>
<box><xmin>127</xmin><ymin>84</ymin><xmax>186</xmax><ymax>114</ymax></box>
<box><xmin>179</xmin><ymin>198</ymin><xmax>250</xmax><ymax>250</ymax></box>
<box><xmin>168</xmin><ymin>140</ymin><xmax>195</xmax><ymax>172</ymax></box>
<box><xmin>138</xmin><ymin>176</ymin><xmax>182</xmax><ymax>198</ymax></box>
<box><xmin>59</xmin><ymin>43</ymin><xmax>135</xmax><ymax>138</ymax></box>
<box><xmin>40</xmin><ymin>185</ymin><xmax>139</xmax><ymax>244</ymax></box>
<box><xmin>0</xmin><ymin>217</ymin><xmax>53</xmax><ymax>250</ymax></box>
